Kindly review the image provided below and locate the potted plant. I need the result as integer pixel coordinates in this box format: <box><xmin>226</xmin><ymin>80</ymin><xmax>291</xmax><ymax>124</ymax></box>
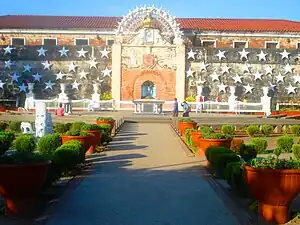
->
<box><xmin>243</xmin><ymin>137</ymin><xmax>300</xmax><ymax>224</ymax></box>
<box><xmin>81</xmin><ymin>124</ymin><xmax>103</xmax><ymax>154</ymax></box>
<box><xmin>177</xmin><ymin>118</ymin><xmax>197</xmax><ymax>136</ymax></box>
<box><xmin>198</xmin><ymin>133</ymin><xmax>233</xmax><ymax>154</ymax></box>
<box><xmin>96</xmin><ymin>117</ymin><xmax>115</xmax><ymax>133</ymax></box>
<box><xmin>61</xmin><ymin>129</ymin><xmax>91</xmax><ymax>153</ymax></box>
<box><xmin>0</xmin><ymin>134</ymin><xmax>50</xmax><ymax>216</ymax></box>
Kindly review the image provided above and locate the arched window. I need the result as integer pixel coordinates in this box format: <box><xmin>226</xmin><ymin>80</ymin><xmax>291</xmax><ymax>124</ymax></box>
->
<box><xmin>141</xmin><ymin>81</ymin><xmax>156</xmax><ymax>99</ymax></box>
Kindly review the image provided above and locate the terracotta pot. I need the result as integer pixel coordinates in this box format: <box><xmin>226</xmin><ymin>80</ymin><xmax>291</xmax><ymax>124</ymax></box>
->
<box><xmin>61</xmin><ymin>135</ymin><xmax>91</xmax><ymax>152</ymax></box>
<box><xmin>244</xmin><ymin>165</ymin><xmax>300</xmax><ymax>224</ymax></box>
<box><xmin>178</xmin><ymin>121</ymin><xmax>197</xmax><ymax>136</ymax></box>
<box><xmin>96</xmin><ymin>120</ymin><xmax>115</xmax><ymax>133</ymax></box>
<box><xmin>198</xmin><ymin>138</ymin><xmax>233</xmax><ymax>153</ymax></box>
<box><xmin>83</xmin><ymin>130</ymin><xmax>102</xmax><ymax>154</ymax></box>
<box><xmin>280</xmin><ymin>111</ymin><xmax>300</xmax><ymax>116</ymax></box>
<box><xmin>0</xmin><ymin>161</ymin><xmax>50</xmax><ymax>216</ymax></box>
<box><xmin>190</xmin><ymin>131</ymin><xmax>202</xmax><ymax>147</ymax></box>
<box><xmin>271</xmin><ymin>111</ymin><xmax>279</xmax><ymax>115</ymax></box>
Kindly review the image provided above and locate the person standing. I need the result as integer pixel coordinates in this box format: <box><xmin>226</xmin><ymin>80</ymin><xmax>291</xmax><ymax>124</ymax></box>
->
<box><xmin>56</xmin><ymin>103</ymin><xmax>65</xmax><ymax>116</ymax></box>
<box><xmin>181</xmin><ymin>101</ymin><xmax>191</xmax><ymax>117</ymax></box>
<box><xmin>172</xmin><ymin>98</ymin><xmax>179</xmax><ymax>117</ymax></box>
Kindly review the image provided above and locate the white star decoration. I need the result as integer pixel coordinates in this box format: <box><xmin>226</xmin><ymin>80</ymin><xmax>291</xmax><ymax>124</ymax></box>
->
<box><xmin>239</xmin><ymin>48</ymin><xmax>250</xmax><ymax>60</ymax></box>
<box><xmin>232</xmin><ymin>74</ymin><xmax>243</xmax><ymax>83</ymax></box>
<box><xmin>210</xmin><ymin>71</ymin><xmax>219</xmax><ymax>82</ymax></box>
<box><xmin>221</xmin><ymin>65</ymin><xmax>231</xmax><ymax>74</ymax></box>
<box><xmin>59</xmin><ymin>47</ymin><xmax>69</xmax><ymax>57</ymax></box>
<box><xmin>265</xmin><ymin>66</ymin><xmax>274</xmax><ymax>75</ymax></box>
<box><xmin>37</xmin><ymin>47</ymin><xmax>47</xmax><ymax>57</ymax></box>
<box><xmin>11</xmin><ymin>72</ymin><xmax>20</xmax><ymax>82</ymax></box>
<box><xmin>215</xmin><ymin>50</ymin><xmax>226</xmax><ymax>61</ymax></box>
<box><xmin>186</xmin><ymin>68</ymin><xmax>194</xmax><ymax>78</ymax></box>
<box><xmin>242</xmin><ymin>63</ymin><xmax>251</xmax><ymax>73</ymax></box>
<box><xmin>275</xmin><ymin>73</ymin><xmax>285</xmax><ymax>83</ymax></box>
<box><xmin>42</xmin><ymin>61</ymin><xmax>52</xmax><ymax>70</ymax></box>
<box><xmin>77</xmin><ymin>48</ymin><xmax>88</xmax><ymax>57</ymax></box>
<box><xmin>244</xmin><ymin>84</ymin><xmax>254</xmax><ymax>93</ymax></box>
<box><xmin>102</xmin><ymin>68</ymin><xmax>112</xmax><ymax>77</ymax></box>
<box><xmin>187</xmin><ymin>49</ymin><xmax>196</xmax><ymax>59</ymax></box>
<box><xmin>3</xmin><ymin>46</ymin><xmax>14</xmax><ymax>55</ymax></box>
<box><xmin>286</xmin><ymin>84</ymin><xmax>296</xmax><ymax>94</ymax></box>
<box><xmin>284</xmin><ymin>64</ymin><xmax>293</xmax><ymax>74</ymax></box>
<box><xmin>72</xmin><ymin>80</ymin><xmax>80</xmax><ymax>90</ymax></box>
<box><xmin>0</xmin><ymin>80</ymin><xmax>5</xmax><ymax>89</ymax></box>
<box><xmin>23</xmin><ymin>64</ymin><xmax>32</xmax><ymax>72</ymax></box>
<box><xmin>253</xmin><ymin>71</ymin><xmax>263</xmax><ymax>80</ymax></box>
<box><xmin>18</xmin><ymin>83</ymin><xmax>27</xmax><ymax>93</ymax></box>
<box><xmin>218</xmin><ymin>83</ymin><xmax>227</xmax><ymax>93</ymax></box>
<box><xmin>32</xmin><ymin>73</ymin><xmax>42</xmax><ymax>82</ymax></box>
<box><xmin>45</xmin><ymin>80</ymin><xmax>54</xmax><ymax>90</ymax></box>
<box><xmin>100</xmin><ymin>48</ymin><xmax>110</xmax><ymax>58</ymax></box>
<box><xmin>79</xmin><ymin>69</ymin><xmax>88</xmax><ymax>79</ymax></box>
<box><xmin>89</xmin><ymin>58</ymin><xmax>99</xmax><ymax>69</ymax></box>
<box><xmin>269</xmin><ymin>82</ymin><xmax>276</xmax><ymax>91</ymax></box>
<box><xmin>280</xmin><ymin>50</ymin><xmax>290</xmax><ymax>60</ymax></box>
<box><xmin>4</xmin><ymin>60</ymin><xmax>12</xmax><ymax>69</ymax></box>
<box><xmin>257</xmin><ymin>51</ymin><xmax>268</xmax><ymax>61</ymax></box>
<box><xmin>199</xmin><ymin>62</ymin><xmax>209</xmax><ymax>72</ymax></box>
<box><xmin>68</xmin><ymin>62</ymin><xmax>77</xmax><ymax>72</ymax></box>
<box><xmin>55</xmin><ymin>71</ymin><xmax>65</xmax><ymax>80</ymax></box>
<box><xmin>293</xmin><ymin>75</ymin><xmax>300</xmax><ymax>84</ymax></box>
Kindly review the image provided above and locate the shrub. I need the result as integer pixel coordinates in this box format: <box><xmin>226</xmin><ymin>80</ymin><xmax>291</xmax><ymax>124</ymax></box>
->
<box><xmin>202</xmin><ymin>133</ymin><xmax>233</xmax><ymax>139</ymax></box>
<box><xmin>179</xmin><ymin>118</ymin><xmax>194</xmax><ymax>122</ymax></box>
<box><xmin>292</xmin><ymin>144</ymin><xmax>300</xmax><ymax>160</ymax></box>
<box><xmin>205</xmin><ymin>146</ymin><xmax>233</xmax><ymax>162</ymax></box>
<box><xmin>70</xmin><ymin>122</ymin><xmax>86</xmax><ymax>131</ymax></box>
<box><xmin>65</xmin><ymin>129</ymin><xmax>89</xmax><ymax>137</ymax></box>
<box><xmin>276</xmin><ymin>135</ymin><xmax>294</xmax><ymax>153</ymax></box>
<box><xmin>14</xmin><ymin>134</ymin><xmax>36</xmax><ymax>153</ymax></box>
<box><xmin>221</xmin><ymin>125</ymin><xmax>235</xmax><ymax>135</ymax></box>
<box><xmin>9</xmin><ymin>121</ymin><xmax>21</xmax><ymax>132</ymax></box>
<box><xmin>239</xmin><ymin>143</ymin><xmax>257</xmax><ymax>162</ymax></box>
<box><xmin>0</xmin><ymin>121</ymin><xmax>9</xmax><ymax>131</ymax></box>
<box><xmin>37</xmin><ymin>133</ymin><xmax>62</xmax><ymax>155</ymax></box>
<box><xmin>184</xmin><ymin>128</ymin><xmax>196</xmax><ymax>146</ymax></box>
<box><xmin>81</xmin><ymin>124</ymin><xmax>102</xmax><ymax>131</ymax></box>
<box><xmin>251</xmin><ymin>138</ymin><xmax>268</xmax><ymax>154</ymax></box>
<box><xmin>54</xmin><ymin>123</ymin><xmax>71</xmax><ymax>134</ymax></box>
<box><xmin>0</xmin><ymin>132</ymin><xmax>15</xmax><ymax>155</ymax></box>
<box><xmin>198</xmin><ymin>126</ymin><xmax>214</xmax><ymax>134</ymax></box>
<box><xmin>246</xmin><ymin>125</ymin><xmax>259</xmax><ymax>137</ymax></box>
<box><xmin>96</xmin><ymin>117</ymin><xmax>115</xmax><ymax>121</ymax></box>
<box><xmin>291</xmin><ymin>125</ymin><xmax>300</xmax><ymax>137</ymax></box>
<box><xmin>98</xmin><ymin>124</ymin><xmax>112</xmax><ymax>134</ymax></box>
<box><xmin>261</xmin><ymin>125</ymin><xmax>273</xmax><ymax>137</ymax></box>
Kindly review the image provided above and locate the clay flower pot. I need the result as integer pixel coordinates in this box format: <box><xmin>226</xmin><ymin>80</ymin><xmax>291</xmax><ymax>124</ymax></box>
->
<box><xmin>96</xmin><ymin>119</ymin><xmax>115</xmax><ymax>134</ymax></box>
<box><xmin>83</xmin><ymin>130</ymin><xmax>102</xmax><ymax>154</ymax></box>
<box><xmin>198</xmin><ymin>138</ymin><xmax>233</xmax><ymax>153</ymax></box>
<box><xmin>244</xmin><ymin>165</ymin><xmax>300</xmax><ymax>224</ymax></box>
<box><xmin>0</xmin><ymin>161</ymin><xmax>50</xmax><ymax>216</ymax></box>
<box><xmin>190</xmin><ymin>131</ymin><xmax>202</xmax><ymax>147</ymax></box>
<box><xmin>61</xmin><ymin>135</ymin><xmax>91</xmax><ymax>153</ymax></box>
<box><xmin>178</xmin><ymin>121</ymin><xmax>197</xmax><ymax>136</ymax></box>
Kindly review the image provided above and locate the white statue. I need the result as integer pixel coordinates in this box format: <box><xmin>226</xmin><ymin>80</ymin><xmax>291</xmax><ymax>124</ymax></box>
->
<box><xmin>21</xmin><ymin>122</ymin><xmax>34</xmax><ymax>134</ymax></box>
<box><xmin>89</xmin><ymin>83</ymin><xmax>101</xmax><ymax>111</ymax></box>
<box><xmin>228</xmin><ymin>86</ymin><xmax>237</xmax><ymax>112</ymax></box>
<box><xmin>196</xmin><ymin>86</ymin><xmax>203</xmax><ymax>99</ymax></box>
<box><xmin>58</xmin><ymin>83</ymin><xmax>69</xmax><ymax>103</ymax></box>
<box><xmin>24</xmin><ymin>83</ymin><xmax>35</xmax><ymax>111</ymax></box>
<box><xmin>35</xmin><ymin>102</ymin><xmax>53</xmax><ymax>138</ymax></box>
<box><xmin>261</xmin><ymin>87</ymin><xmax>271</xmax><ymax>116</ymax></box>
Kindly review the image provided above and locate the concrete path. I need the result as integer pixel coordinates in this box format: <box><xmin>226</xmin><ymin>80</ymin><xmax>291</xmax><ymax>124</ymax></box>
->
<box><xmin>45</xmin><ymin>123</ymin><xmax>238</xmax><ymax>225</ymax></box>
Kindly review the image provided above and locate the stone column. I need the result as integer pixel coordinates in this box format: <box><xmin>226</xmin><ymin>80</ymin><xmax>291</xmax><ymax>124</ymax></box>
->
<box><xmin>111</xmin><ymin>42</ymin><xmax>122</xmax><ymax>110</ymax></box>
<box><xmin>175</xmin><ymin>44</ymin><xmax>186</xmax><ymax>102</ymax></box>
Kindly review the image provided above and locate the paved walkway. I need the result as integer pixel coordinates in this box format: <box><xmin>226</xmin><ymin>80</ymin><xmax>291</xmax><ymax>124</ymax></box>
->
<box><xmin>46</xmin><ymin>123</ymin><xmax>238</xmax><ymax>225</ymax></box>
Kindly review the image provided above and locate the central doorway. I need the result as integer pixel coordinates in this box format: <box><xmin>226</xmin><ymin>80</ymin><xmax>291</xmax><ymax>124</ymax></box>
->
<box><xmin>141</xmin><ymin>81</ymin><xmax>156</xmax><ymax>99</ymax></box>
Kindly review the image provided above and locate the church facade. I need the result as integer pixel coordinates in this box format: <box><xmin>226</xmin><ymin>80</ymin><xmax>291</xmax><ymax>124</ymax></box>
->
<box><xmin>1</xmin><ymin>6</ymin><xmax>300</xmax><ymax>109</ymax></box>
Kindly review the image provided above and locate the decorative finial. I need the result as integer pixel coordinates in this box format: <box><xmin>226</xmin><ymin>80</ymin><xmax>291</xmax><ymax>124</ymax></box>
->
<box><xmin>142</xmin><ymin>12</ymin><xmax>154</xmax><ymax>28</ymax></box>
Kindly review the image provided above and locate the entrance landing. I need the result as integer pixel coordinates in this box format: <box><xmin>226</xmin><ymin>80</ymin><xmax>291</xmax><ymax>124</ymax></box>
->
<box><xmin>45</xmin><ymin>123</ymin><xmax>238</xmax><ymax>225</ymax></box>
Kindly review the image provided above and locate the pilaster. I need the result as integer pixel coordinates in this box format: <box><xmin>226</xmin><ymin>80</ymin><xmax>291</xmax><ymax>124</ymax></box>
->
<box><xmin>111</xmin><ymin>43</ymin><xmax>122</xmax><ymax>109</ymax></box>
<box><xmin>175</xmin><ymin>44</ymin><xmax>186</xmax><ymax>101</ymax></box>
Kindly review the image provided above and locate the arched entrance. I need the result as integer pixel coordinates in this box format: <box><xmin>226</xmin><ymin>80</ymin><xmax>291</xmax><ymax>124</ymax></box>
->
<box><xmin>141</xmin><ymin>81</ymin><xmax>156</xmax><ymax>99</ymax></box>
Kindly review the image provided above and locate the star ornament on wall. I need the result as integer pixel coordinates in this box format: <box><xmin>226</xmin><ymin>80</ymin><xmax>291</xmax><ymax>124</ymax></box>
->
<box><xmin>275</xmin><ymin>73</ymin><xmax>285</xmax><ymax>83</ymax></box>
<box><xmin>244</xmin><ymin>84</ymin><xmax>254</xmax><ymax>93</ymax></box>
<box><xmin>221</xmin><ymin>65</ymin><xmax>231</xmax><ymax>74</ymax></box>
<box><xmin>23</xmin><ymin>64</ymin><xmax>32</xmax><ymax>73</ymax></box>
<box><xmin>55</xmin><ymin>71</ymin><xmax>66</xmax><ymax>80</ymax></box>
<box><xmin>268</xmin><ymin>82</ymin><xmax>277</xmax><ymax>91</ymax></box>
<box><xmin>68</xmin><ymin>62</ymin><xmax>77</xmax><ymax>72</ymax></box>
<box><xmin>232</xmin><ymin>74</ymin><xmax>243</xmax><ymax>83</ymax></box>
<box><xmin>18</xmin><ymin>83</ymin><xmax>27</xmax><ymax>93</ymax></box>
<box><xmin>238</xmin><ymin>48</ymin><xmax>250</xmax><ymax>61</ymax></box>
<box><xmin>199</xmin><ymin>62</ymin><xmax>209</xmax><ymax>72</ymax></box>
<box><xmin>42</xmin><ymin>61</ymin><xmax>52</xmax><ymax>70</ymax></box>
<box><xmin>100</xmin><ymin>48</ymin><xmax>110</xmax><ymax>58</ymax></box>
<box><xmin>280</xmin><ymin>50</ymin><xmax>290</xmax><ymax>60</ymax></box>
<box><xmin>265</xmin><ymin>66</ymin><xmax>274</xmax><ymax>75</ymax></box>
<box><xmin>293</xmin><ymin>74</ymin><xmax>300</xmax><ymax>84</ymax></box>
<box><xmin>77</xmin><ymin>48</ymin><xmax>88</xmax><ymax>57</ymax></box>
<box><xmin>253</xmin><ymin>71</ymin><xmax>263</xmax><ymax>80</ymax></box>
<box><xmin>37</xmin><ymin>47</ymin><xmax>47</xmax><ymax>57</ymax></box>
<box><xmin>257</xmin><ymin>51</ymin><xmax>268</xmax><ymax>61</ymax></box>
<box><xmin>186</xmin><ymin>68</ymin><xmax>194</xmax><ymax>78</ymax></box>
<box><xmin>210</xmin><ymin>71</ymin><xmax>219</xmax><ymax>82</ymax></box>
<box><xmin>58</xmin><ymin>47</ymin><xmax>69</xmax><ymax>57</ymax></box>
<box><xmin>242</xmin><ymin>63</ymin><xmax>251</xmax><ymax>73</ymax></box>
<box><xmin>215</xmin><ymin>50</ymin><xmax>226</xmax><ymax>61</ymax></box>
<box><xmin>72</xmin><ymin>80</ymin><xmax>81</xmax><ymax>90</ymax></box>
<box><xmin>187</xmin><ymin>49</ymin><xmax>197</xmax><ymax>60</ymax></box>
<box><xmin>11</xmin><ymin>72</ymin><xmax>20</xmax><ymax>82</ymax></box>
<box><xmin>286</xmin><ymin>84</ymin><xmax>296</xmax><ymax>94</ymax></box>
<box><xmin>89</xmin><ymin>58</ymin><xmax>99</xmax><ymax>69</ymax></box>
<box><xmin>0</xmin><ymin>80</ymin><xmax>5</xmax><ymax>89</ymax></box>
<box><xmin>79</xmin><ymin>69</ymin><xmax>88</xmax><ymax>79</ymax></box>
<box><xmin>45</xmin><ymin>80</ymin><xmax>54</xmax><ymax>90</ymax></box>
<box><xmin>4</xmin><ymin>60</ymin><xmax>12</xmax><ymax>69</ymax></box>
<box><xmin>32</xmin><ymin>72</ymin><xmax>42</xmax><ymax>82</ymax></box>
<box><xmin>284</xmin><ymin>64</ymin><xmax>293</xmax><ymax>74</ymax></box>
<box><xmin>102</xmin><ymin>68</ymin><xmax>112</xmax><ymax>77</ymax></box>
<box><xmin>218</xmin><ymin>83</ymin><xmax>227</xmax><ymax>93</ymax></box>
<box><xmin>3</xmin><ymin>45</ymin><xmax>14</xmax><ymax>55</ymax></box>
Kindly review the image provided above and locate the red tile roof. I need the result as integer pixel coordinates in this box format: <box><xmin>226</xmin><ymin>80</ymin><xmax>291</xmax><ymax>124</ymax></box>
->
<box><xmin>1</xmin><ymin>15</ymin><xmax>300</xmax><ymax>32</ymax></box>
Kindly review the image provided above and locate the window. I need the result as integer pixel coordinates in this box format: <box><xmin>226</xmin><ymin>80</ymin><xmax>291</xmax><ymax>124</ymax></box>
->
<box><xmin>201</xmin><ymin>40</ymin><xmax>216</xmax><ymax>48</ymax></box>
<box><xmin>233</xmin><ymin>41</ymin><xmax>248</xmax><ymax>48</ymax></box>
<box><xmin>106</xmin><ymin>39</ymin><xmax>115</xmax><ymax>46</ymax></box>
<box><xmin>74</xmin><ymin>38</ymin><xmax>89</xmax><ymax>46</ymax></box>
<box><xmin>11</xmin><ymin>38</ymin><xmax>25</xmax><ymax>46</ymax></box>
<box><xmin>265</xmin><ymin>41</ymin><xmax>279</xmax><ymax>49</ymax></box>
<box><xmin>43</xmin><ymin>38</ymin><xmax>57</xmax><ymax>46</ymax></box>
<box><xmin>296</xmin><ymin>43</ymin><xmax>300</xmax><ymax>49</ymax></box>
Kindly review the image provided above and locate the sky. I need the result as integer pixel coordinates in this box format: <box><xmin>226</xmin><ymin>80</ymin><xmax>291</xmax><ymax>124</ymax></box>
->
<box><xmin>1</xmin><ymin>0</ymin><xmax>300</xmax><ymax>21</ymax></box>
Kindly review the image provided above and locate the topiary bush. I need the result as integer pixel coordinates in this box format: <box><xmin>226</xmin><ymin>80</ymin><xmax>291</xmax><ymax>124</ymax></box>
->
<box><xmin>9</xmin><ymin>121</ymin><xmax>22</xmax><ymax>132</ymax></box>
<box><xmin>70</xmin><ymin>122</ymin><xmax>86</xmax><ymax>131</ymax></box>
<box><xmin>239</xmin><ymin>143</ymin><xmax>257</xmax><ymax>162</ymax></box>
<box><xmin>98</xmin><ymin>124</ymin><xmax>111</xmax><ymax>135</ymax></box>
<box><xmin>205</xmin><ymin>146</ymin><xmax>233</xmax><ymax>163</ymax></box>
<box><xmin>246</xmin><ymin>125</ymin><xmax>259</xmax><ymax>137</ymax></box>
<box><xmin>54</xmin><ymin>123</ymin><xmax>72</xmax><ymax>134</ymax></box>
<box><xmin>261</xmin><ymin>125</ymin><xmax>273</xmax><ymax>137</ymax></box>
<box><xmin>292</xmin><ymin>144</ymin><xmax>300</xmax><ymax>160</ymax></box>
<box><xmin>251</xmin><ymin>138</ymin><xmax>268</xmax><ymax>154</ymax></box>
<box><xmin>37</xmin><ymin>133</ymin><xmax>62</xmax><ymax>155</ymax></box>
<box><xmin>198</xmin><ymin>126</ymin><xmax>214</xmax><ymax>134</ymax></box>
<box><xmin>291</xmin><ymin>125</ymin><xmax>300</xmax><ymax>137</ymax></box>
<box><xmin>276</xmin><ymin>135</ymin><xmax>294</xmax><ymax>153</ymax></box>
<box><xmin>81</xmin><ymin>124</ymin><xmax>102</xmax><ymax>131</ymax></box>
<box><xmin>14</xmin><ymin>134</ymin><xmax>36</xmax><ymax>153</ymax></box>
<box><xmin>65</xmin><ymin>129</ymin><xmax>89</xmax><ymax>137</ymax></box>
<box><xmin>221</xmin><ymin>125</ymin><xmax>235</xmax><ymax>136</ymax></box>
